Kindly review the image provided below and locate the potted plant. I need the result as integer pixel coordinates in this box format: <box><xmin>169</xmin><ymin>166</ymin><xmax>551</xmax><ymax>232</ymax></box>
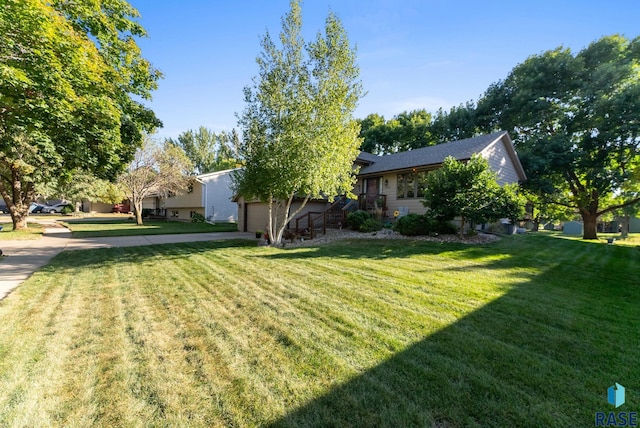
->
<box><xmin>255</xmin><ymin>229</ymin><xmax>263</xmax><ymax>239</ymax></box>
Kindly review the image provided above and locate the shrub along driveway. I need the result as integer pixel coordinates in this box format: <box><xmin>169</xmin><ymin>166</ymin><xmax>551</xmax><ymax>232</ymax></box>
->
<box><xmin>0</xmin><ymin>234</ymin><xmax>637</xmax><ymax>426</ymax></box>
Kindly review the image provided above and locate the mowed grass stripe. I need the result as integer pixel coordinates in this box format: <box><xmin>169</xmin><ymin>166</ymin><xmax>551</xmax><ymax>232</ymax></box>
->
<box><xmin>114</xmin><ymin>248</ymin><xmax>244</xmax><ymax>426</ymax></box>
<box><xmin>135</xmin><ymin>245</ymin><xmax>301</xmax><ymax>424</ymax></box>
<box><xmin>0</xmin><ymin>264</ymin><xmax>116</xmax><ymax>426</ymax></box>
<box><xmin>170</xmin><ymin>249</ymin><xmax>356</xmax><ymax>418</ymax></box>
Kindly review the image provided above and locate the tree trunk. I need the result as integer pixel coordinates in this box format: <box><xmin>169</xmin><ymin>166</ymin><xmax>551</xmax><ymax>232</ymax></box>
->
<box><xmin>1</xmin><ymin>173</ymin><xmax>34</xmax><ymax>231</ymax></box>
<box><xmin>133</xmin><ymin>201</ymin><xmax>144</xmax><ymax>225</ymax></box>
<box><xmin>580</xmin><ymin>189</ymin><xmax>599</xmax><ymax>240</ymax></box>
<box><xmin>532</xmin><ymin>216</ymin><xmax>540</xmax><ymax>232</ymax></box>
<box><xmin>620</xmin><ymin>215</ymin><xmax>630</xmax><ymax>239</ymax></box>
<box><xmin>12</xmin><ymin>209</ymin><xmax>28</xmax><ymax>231</ymax></box>
<box><xmin>581</xmin><ymin>211</ymin><xmax>598</xmax><ymax>240</ymax></box>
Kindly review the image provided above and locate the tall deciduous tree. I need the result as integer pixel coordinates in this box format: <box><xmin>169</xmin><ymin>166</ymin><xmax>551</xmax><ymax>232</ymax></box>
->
<box><xmin>475</xmin><ymin>35</ymin><xmax>640</xmax><ymax>239</ymax></box>
<box><xmin>422</xmin><ymin>155</ymin><xmax>524</xmax><ymax>236</ymax></box>
<box><xmin>0</xmin><ymin>0</ymin><xmax>161</xmax><ymax>230</ymax></box>
<box><xmin>235</xmin><ymin>0</ymin><xmax>362</xmax><ymax>245</ymax></box>
<box><xmin>118</xmin><ymin>138</ymin><xmax>193</xmax><ymax>225</ymax></box>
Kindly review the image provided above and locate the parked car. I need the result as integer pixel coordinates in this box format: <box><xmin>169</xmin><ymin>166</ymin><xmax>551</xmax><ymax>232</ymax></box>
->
<box><xmin>0</xmin><ymin>203</ymin><xmax>7</xmax><ymax>214</ymax></box>
<box><xmin>45</xmin><ymin>203</ymin><xmax>73</xmax><ymax>214</ymax></box>
<box><xmin>29</xmin><ymin>203</ymin><xmax>46</xmax><ymax>214</ymax></box>
<box><xmin>111</xmin><ymin>203</ymin><xmax>131</xmax><ymax>213</ymax></box>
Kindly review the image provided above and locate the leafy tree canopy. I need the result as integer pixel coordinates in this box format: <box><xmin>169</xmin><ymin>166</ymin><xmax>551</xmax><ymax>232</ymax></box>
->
<box><xmin>0</xmin><ymin>0</ymin><xmax>161</xmax><ymax>229</ymax></box>
<box><xmin>429</xmin><ymin>102</ymin><xmax>479</xmax><ymax>144</ymax></box>
<box><xmin>358</xmin><ymin>109</ymin><xmax>433</xmax><ymax>154</ymax></box>
<box><xmin>166</xmin><ymin>127</ymin><xmax>241</xmax><ymax>175</ymax></box>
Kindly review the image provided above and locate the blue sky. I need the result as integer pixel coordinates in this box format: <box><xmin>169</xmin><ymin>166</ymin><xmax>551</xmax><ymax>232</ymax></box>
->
<box><xmin>130</xmin><ymin>1</ymin><xmax>640</xmax><ymax>140</ymax></box>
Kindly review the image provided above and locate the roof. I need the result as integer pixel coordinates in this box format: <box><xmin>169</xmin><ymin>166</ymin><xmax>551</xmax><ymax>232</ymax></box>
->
<box><xmin>355</xmin><ymin>151</ymin><xmax>380</xmax><ymax>165</ymax></box>
<box><xmin>197</xmin><ymin>167</ymin><xmax>240</xmax><ymax>180</ymax></box>
<box><xmin>358</xmin><ymin>131</ymin><xmax>524</xmax><ymax>178</ymax></box>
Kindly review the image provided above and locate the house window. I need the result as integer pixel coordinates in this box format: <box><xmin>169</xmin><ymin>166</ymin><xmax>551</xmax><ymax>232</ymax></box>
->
<box><xmin>417</xmin><ymin>172</ymin><xmax>429</xmax><ymax>197</ymax></box>
<box><xmin>170</xmin><ymin>210</ymin><xmax>179</xmax><ymax>218</ymax></box>
<box><xmin>397</xmin><ymin>171</ymin><xmax>429</xmax><ymax>198</ymax></box>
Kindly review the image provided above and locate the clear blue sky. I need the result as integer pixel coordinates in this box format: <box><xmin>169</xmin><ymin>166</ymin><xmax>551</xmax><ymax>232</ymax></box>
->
<box><xmin>129</xmin><ymin>0</ymin><xmax>640</xmax><ymax>141</ymax></box>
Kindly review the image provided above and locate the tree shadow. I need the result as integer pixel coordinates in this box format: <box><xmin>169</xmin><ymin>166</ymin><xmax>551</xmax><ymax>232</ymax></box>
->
<box><xmin>267</xmin><ymin>241</ymin><xmax>639</xmax><ymax>427</ymax></box>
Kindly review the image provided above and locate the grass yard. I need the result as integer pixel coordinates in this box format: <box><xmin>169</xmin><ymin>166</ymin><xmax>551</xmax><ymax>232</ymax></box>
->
<box><xmin>0</xmin><ymin>234</ymin><xmax>638</xmax><ymax>427</ymax></box>
<box><xmin>0</xmin><ymin>222</ymin><xmax>43</xmax><ymax>241</ymax></box>
<box><xmin>61</xmin><ymin>218</ymin><xmax>238</xmax><ymax>238</ymax></box>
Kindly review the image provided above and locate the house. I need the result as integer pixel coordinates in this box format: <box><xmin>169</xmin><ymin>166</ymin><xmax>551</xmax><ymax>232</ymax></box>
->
<box><xmin>163</xmin><ymin>168</ymin><xmax>239</xmax><ymax>222</ymax></box>
<box><xmin>237</xmin><ymin>131</ymin><xmax>527</xmax><ymax>234</ymax></box>
<box><xmin>354</xmin><ymin>131</ymin><xmax>526</xmax><ymax>219</ymax></box>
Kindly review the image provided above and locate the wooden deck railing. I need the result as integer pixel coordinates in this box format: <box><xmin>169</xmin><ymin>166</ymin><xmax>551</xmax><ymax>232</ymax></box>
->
<box><xmin>294</xmin><ymin>210</ymin><xmax>347</xmax><ymax>239</ymax></box>
<box><xmin>358</xmin><ymin>194</ymin><xmax>387</xmax><ymax>217</ymax></box>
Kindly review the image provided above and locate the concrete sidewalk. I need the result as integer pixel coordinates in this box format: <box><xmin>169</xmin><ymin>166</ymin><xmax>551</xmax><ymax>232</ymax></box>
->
<box><xmin>0</xmin><ymin>228</ymin><xmax>254</xmax><ymax>300</ymax></box>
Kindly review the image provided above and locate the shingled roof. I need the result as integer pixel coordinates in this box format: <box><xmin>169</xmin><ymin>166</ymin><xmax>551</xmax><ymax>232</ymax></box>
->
<box><xmin>358</xmin><ymin>131</ymin><xmax>514</xmax><ymax>176</ymax></box>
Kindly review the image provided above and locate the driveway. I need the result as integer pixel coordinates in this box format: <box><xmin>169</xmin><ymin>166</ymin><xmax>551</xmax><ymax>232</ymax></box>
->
<box><xmin>0</xmin><ymin>225</ymin><xmax>254</xmax><ymax>300</ymax></box>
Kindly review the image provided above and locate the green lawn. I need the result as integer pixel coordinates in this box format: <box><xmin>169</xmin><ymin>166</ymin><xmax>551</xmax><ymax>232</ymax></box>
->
<box><xmin>61</xmin><ymin>219</ymin><xmax>238</xmax><ymax>237</ymax></box>
<box><xmin>0</xmin><ymin>234</ymin><xmax>638</xmax><ymax>426</ymax></box>
<box><xmin>0</xmin><ymin>222</ymin><xmax>43</xmax><ymax>240</ymax></box>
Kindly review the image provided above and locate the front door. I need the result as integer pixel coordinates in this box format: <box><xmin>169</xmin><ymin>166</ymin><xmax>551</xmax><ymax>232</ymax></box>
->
<box><xmin>365</xmin><ymin>177</ymin><xmax>380</xmax><ymax>209</ymax></box>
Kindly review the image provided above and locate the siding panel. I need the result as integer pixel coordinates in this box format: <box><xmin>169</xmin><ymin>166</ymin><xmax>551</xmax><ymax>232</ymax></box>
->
<box><xmin>481</xmin><ymin>140</ymin><xmax>520</xmax><ymax>185</ymax></box>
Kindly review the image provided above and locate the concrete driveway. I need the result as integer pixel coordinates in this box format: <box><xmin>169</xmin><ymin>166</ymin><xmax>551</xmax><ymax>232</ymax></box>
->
<box><xmin>0</xmin><ymin>225</ymin><xmax>254</xmax><ymax>300</ymax></box>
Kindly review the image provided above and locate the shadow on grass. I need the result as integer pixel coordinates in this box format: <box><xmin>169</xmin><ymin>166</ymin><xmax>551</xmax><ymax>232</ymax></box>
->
<box><xmin>266</xmin><ymin>236</ymin><xmax>640</xmax><ymax>427</ymax></box>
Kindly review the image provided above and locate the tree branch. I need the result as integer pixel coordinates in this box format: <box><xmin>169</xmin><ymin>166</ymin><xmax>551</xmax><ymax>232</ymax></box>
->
<box><xmin>597</xmin><ymin>196</ymin><xmax>640</xmax><ymax>216</ymax></box>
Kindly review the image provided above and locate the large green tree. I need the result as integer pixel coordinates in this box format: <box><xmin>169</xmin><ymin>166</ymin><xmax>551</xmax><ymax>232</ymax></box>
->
<box><xmin>0</xmin><ymin>0</ymin><xmax>161</xmax><ymax>230</ymax></box>
<box><xmin>475</xmin><ymin>35</ymin><xmax>640</xmax><ymax>239</ymax></box>
<box><xmin>422</xmin><ymin>155</ymin><xmax>524</xmax><ymax>236</ymax></box>
<box><xmin>235</xmin><ymin>0</ymin><xmax>362</xmax><ymax>245</ymax></box>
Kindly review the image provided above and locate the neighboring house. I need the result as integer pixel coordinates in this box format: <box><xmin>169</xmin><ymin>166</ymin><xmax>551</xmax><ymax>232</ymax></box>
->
<box><xmin>163</xmin><ymin>169</ymin><xmax>238</xmax><ymax>222</ymax></box>
<box><xmin>237</xmin><ymin>131</ymin><xmax>527</xmax><ymax>234</ymax></box>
